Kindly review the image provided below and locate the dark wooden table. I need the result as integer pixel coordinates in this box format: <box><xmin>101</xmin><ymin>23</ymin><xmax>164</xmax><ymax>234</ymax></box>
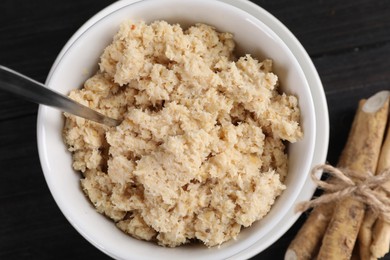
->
<box><xmin>1</xmin><ymin>0</ymin><xmax>389</xmax><ymax>259</ymax></box>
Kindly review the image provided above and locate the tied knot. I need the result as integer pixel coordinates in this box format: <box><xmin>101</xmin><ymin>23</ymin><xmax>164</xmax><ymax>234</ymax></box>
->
<box><xmin>296</xmin><ymin>164</ymin><xmax>390</xmax><ymax>222</ymax></box>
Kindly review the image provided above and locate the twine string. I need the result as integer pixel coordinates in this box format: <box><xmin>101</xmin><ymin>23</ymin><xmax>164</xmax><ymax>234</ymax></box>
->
<box><xmin>295</xmin><ymin>164</ymin><xmax>390</xmax><ymax>222</ymax></box>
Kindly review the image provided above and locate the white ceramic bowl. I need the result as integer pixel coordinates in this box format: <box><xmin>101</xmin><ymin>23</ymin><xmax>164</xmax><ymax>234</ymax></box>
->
<box><xmin>37</xmin><ymin>0</ymin><xmax>325</xmax><ymax>259</ymax></box>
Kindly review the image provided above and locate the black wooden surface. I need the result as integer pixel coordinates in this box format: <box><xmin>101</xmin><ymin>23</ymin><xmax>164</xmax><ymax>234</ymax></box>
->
<box><xmin>1</xmin><ymin>0</ymin><xmax>389</xmax><ymax>259</ymax></box>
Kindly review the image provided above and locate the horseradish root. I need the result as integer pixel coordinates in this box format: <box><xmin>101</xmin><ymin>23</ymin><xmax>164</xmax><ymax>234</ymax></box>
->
<box><xmin>285</xmin><ymin>91</ymin><xmax>389</xmax><ymax>260</ymax></box>
<box><xmin>358</xmin><ymin>209</ymin><xmax>378</xmax><ymax>260</ymax></box>
<box><xmin>317</xmin><ymin>96</ymin><xmax>388</xmax><ymax>260</ymax></box>
<box><xmin>285</xmin><ymin>203</ymin><xmax>334</xmax><ymax>260</ymax></box>
<box><xmin>369</xmin><ymin>92</ymin><xmax>390</xmax><ymax>258</ymax></box>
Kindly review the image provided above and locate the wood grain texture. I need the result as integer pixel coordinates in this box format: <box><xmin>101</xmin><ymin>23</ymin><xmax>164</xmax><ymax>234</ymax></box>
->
<box><xmin>0</xmin><ymin>0</ymin><xmax>389</xmax><ymax>259</ymax></box>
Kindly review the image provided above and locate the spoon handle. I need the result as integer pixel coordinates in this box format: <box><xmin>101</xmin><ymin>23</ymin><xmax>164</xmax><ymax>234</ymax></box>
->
<box><xmin>0</xmin><ymin>65</ymin><xmax>120</xmax><ymax>127</ymax></box>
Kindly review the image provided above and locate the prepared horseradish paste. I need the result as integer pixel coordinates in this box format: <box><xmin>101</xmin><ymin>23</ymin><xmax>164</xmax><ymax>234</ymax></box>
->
<box><xmin>63</xmin><ymin>20</ymin><xmax>303</xmax><ymax>247</ymax></box>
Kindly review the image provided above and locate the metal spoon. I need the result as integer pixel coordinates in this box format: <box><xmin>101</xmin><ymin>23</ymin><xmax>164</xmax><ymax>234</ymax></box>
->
<box><xmin>0</xmin><ymin>65</ymin><xmax>120</xmax><ymax>127</ymax></box>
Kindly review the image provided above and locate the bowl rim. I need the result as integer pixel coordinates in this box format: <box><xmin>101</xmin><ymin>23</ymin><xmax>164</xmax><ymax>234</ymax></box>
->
<box><xmin>37</xmin><ymin>0</ymin><xmax>328</xmax><ymax>259</ymax></box>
